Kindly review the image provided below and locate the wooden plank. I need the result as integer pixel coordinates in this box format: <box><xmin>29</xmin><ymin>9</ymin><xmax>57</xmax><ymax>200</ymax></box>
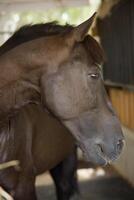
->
<box><xmin>130</xmin><ymin>92</ymin><xmax>134</xmax><ymax>129</ymax></box>
<box><xmin>109</xmin><ymin>88</ymin><xmax>134</xmax><ymax>130</ymax></box>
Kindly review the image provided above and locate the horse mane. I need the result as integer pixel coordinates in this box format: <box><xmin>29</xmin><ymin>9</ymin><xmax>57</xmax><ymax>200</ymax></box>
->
<box><xmin>0</xmin><ymin>21</ymin><xmax>104</xmax><ymax>64</ymax></box>
<box><xmin>0</xmin><ymin>22</ymin><xmax>73</xmax><ymax>55</ymax></box>
<box><xmin>83</xmin><ymin>35</ymin><xmax>105</xmax><ymax>65</ymax></box>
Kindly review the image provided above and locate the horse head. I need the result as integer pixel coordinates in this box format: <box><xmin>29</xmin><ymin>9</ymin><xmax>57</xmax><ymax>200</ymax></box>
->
<box><xmin>40</xmin><ymin>13</ymin><xmax>124</xmax><ymax>165</ymax></box>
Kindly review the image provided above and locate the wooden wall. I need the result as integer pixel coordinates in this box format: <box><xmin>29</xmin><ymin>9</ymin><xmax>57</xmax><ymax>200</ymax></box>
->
<box><xmin>97</xmin><ymin>0</ymin><xmax>134</xmax><ymax>131</ymax></box>
<box><xmin>97</xmin><ymin>0</ymin><xmax>134</xmax><ymax>88</ymax></box>
<box><xmin>109</xmin><ymin>88</ymin><xmax>134</xmax><ymax>130</ymax></box>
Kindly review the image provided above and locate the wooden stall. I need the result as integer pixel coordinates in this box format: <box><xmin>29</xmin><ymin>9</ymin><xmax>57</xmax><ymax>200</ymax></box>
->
<box><xmin>97</xmin><ymin>0</ymin><xmax>134</xmax><ymax>185</ymax></box>
<box><xmin>109</xmin><ymin>88</ymin><xmax>134</xmax><ymax>130</ymax></box>
<box><xmin>97</xmin><ymin>0</ymin><xmax>134</xmax><ymax>131</ymax></box>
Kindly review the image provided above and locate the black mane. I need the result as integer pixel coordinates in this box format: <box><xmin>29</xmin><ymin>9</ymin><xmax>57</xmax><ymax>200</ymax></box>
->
<box><xmin>0</xmin><ymin>21</ymin><xmax>104</xmax><ymax>64</ymax></box>
<box><xmin>0</xmin><ymin>22</ymin><xmax>73</xmax><ymax>56</ymax></box>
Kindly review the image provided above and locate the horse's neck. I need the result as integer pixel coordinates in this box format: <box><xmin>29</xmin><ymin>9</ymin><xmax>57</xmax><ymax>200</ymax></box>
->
<box><xmin>0</xmin><ymin>65</ymin><xmax>41</xmax><ymax>127</ymax></box>
<box><xmin>0</xmin><ymin>36</ymin><xmax>65</xmax><ymax>87</ymax></box>
<box><xmin>0</xmin><ymin>38</ymin><xmax>48</xmax><ymax>125</ymax></box>
<box><xmin>0</xmin><ymin>35</ymin><xmax>70</xmax><ymax>126</ymax></box>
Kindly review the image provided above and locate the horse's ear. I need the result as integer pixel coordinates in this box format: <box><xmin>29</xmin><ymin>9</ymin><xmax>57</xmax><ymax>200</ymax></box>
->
<box><xmin>67</xmin><ymin>13</ymin><xmax>96</xmax><ymax>44</ymax></box>
<box><xmin>74</xmin><ymin>12</ymin><xmax>96</xmax><ymax>41</ymax></box>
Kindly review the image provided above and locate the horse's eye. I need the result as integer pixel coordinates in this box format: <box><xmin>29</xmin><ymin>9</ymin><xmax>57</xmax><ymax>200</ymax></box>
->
<box><xmin>88</xmin><ymin>73</ymin><xmax>99</xmax><ymax>79</ymax></box>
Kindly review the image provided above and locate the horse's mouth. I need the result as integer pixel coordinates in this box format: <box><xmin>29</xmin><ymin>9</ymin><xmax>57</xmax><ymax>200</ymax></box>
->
<box><xmin>82</xmin><ymin>147</ymin><xmax>110</xmax><ymax>166</ymax></box>
<box><xmin>77</xmin><ymin>142</ymin><xmax>119</xmax><ymax>166</ymax></box>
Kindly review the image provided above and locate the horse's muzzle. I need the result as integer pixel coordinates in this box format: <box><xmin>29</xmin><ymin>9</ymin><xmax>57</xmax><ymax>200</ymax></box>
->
<box><xmin>78</xmin><ymin>137</ymin><xmax>125</xmax><ymax>166</ymax></box>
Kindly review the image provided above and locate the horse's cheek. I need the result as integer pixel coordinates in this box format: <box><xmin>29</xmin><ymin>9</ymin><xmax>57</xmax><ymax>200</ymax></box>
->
<box><xmin>49</xmin><ymin>77</ymin><xmax>75</xmax><ymax>118</ymax></box>
<box><xmin>40</xmin><ymin>73</ymin><xmax>56</xmax><ymax>111</ymax></box>
<box><xmin>40</xmin><ymin>73</ymin><xmax>72</xmax><ymax>118</ymax></box>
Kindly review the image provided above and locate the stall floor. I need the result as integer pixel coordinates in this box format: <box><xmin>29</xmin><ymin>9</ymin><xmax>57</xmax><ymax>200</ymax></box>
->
<box><xmin>36</xmin><ymin>166</ymin><xmax>134</xmax><ymax>200</ymax></box>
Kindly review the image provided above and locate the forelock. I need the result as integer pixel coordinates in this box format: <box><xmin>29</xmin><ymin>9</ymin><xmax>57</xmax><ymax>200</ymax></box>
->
<box><xmin>83</xmin><ymin>35</ymin><xmax>105</xmax><ymax>65</ymax></box>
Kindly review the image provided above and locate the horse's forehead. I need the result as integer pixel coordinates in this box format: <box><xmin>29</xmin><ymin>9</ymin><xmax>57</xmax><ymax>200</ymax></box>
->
<box><xmin>71</xmin><ymin>43</ymin><xmax>88</xmax><ymax>61</ymax></box>
<box><xmin>70</xmin><ymin>43</ymin><xmax>94</xmax><ymax>68</ymax></box>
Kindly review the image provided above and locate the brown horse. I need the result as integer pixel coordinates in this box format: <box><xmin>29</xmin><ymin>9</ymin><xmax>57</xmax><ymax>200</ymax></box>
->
<box><xmin>0</xmin><ymin>21</ymin><xmax>79</xmax><ymax>200</ymax></box>
<box><xmin>0</xmin><ymin>104</ymin><xmax>77</xmax><ymax>200</ymax></box>
<box><xmin>0</xmin><ymin>13</ymin><xmax>124</xmax><ymax>198</ymax></box>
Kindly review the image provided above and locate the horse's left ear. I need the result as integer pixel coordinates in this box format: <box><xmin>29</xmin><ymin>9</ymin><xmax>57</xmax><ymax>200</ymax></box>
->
<box><xmin>74</xmin><ymin>12</ymin><xmax>96</xmax><ymax>41</ymax></box>
<box><xmin>67</xmin><ymin>13</ymin><xmax>96</xmax><ymax>44</ymax></box>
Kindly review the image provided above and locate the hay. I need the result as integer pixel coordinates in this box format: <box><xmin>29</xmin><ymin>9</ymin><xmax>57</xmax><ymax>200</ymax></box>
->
<box><xmin>0</xmin><ymin>160</ymin><xmax>20</xmax><ymax>200</ymax></box>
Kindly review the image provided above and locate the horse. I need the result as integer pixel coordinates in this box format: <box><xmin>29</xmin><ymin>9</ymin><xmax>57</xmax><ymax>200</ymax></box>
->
<box><xmin>0</xmin><ymin>21</ymin><xmax>79</xmax><ymax>200</ymax></box>
<box><xmin>0</xmin><ymin>104</ymin><xmax>78</xmax><ymax>200</ymax></box>
<box><xmin>0</xmin><ymin>13</ymin><xmax>124</xmax><ymax>199</ymax></box>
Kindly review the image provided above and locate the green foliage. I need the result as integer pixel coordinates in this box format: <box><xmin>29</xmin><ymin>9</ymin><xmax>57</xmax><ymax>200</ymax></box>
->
<box><xmin>16</xmin><ymin>6</ymin><xmax>94</xmax><ymax>28</ymax></box>
<box><xmin>0</xmin><ymin>5</ymin><xmax>99</xmax><ymax>44</ymax></box>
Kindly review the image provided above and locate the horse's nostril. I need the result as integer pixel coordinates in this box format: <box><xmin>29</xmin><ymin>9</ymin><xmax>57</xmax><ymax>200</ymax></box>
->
<box><xmin>117</xmin><ymin>139</ymin><xmax>124</xmax><ymax>152</ymax></box>
<box><xmin>97</xmin><ymin>144</ymin><xmax>104</xmax><ymax>154</ymax></box>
